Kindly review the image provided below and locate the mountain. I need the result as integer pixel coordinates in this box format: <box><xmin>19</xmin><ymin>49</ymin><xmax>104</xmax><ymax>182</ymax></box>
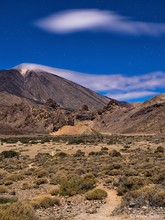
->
<box><xmin>1</xmin><ymin>63</ymin><xmax>163</xmax><ymax>136</ymax></box>
<box><xmin>94</xmin><ymin>94</ymin><xmax>165</xmax><ymax>135</ymax></box>
<box><xmin>0</xmin><ymin>64</ymin><xmax>109</xmax><ymax>111</ymax></box>
<box><xmin>0</xmin><ymin>64</ymin><xmax>111</xmax><ymax>134</ymax></box>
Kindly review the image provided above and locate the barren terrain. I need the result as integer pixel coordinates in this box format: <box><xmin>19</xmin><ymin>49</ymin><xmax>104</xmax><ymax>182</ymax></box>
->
<box><xmin>0</xmin><ymin>134</ymin><xmax>164</xmax><ymax>220</ymax></box>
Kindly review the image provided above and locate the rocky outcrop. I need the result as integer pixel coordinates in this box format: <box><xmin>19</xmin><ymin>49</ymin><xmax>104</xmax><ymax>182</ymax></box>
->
<box><xmin>94</xmin><ymin>94</ymin><xmax>165</xmax><ymax>135</ymax></box>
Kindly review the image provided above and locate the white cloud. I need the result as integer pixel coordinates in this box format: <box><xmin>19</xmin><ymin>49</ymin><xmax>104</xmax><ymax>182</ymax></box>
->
<box><xmin>15</xmin><ymin>63</ymin><xmax>165</xmax><ymax>101</ymax></box>
<box><xmin>34</xmin><ymin>9</ymin><xmax>165</xmax><ymax>36</ymax></box>
<box><xmin>109</xmin><ymin>91</ymin><xmax>158</xmax><ymax>101</ymax></box>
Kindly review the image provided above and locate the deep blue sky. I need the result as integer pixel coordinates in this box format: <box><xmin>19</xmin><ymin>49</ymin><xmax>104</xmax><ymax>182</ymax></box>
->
<box><xmin>0</xmin><ymin>0</ymin><xmax>165</xmax><ymax>102</ymax></box>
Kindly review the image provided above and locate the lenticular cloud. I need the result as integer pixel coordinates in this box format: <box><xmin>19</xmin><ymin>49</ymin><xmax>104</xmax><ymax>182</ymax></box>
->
<box><xmin>35</xmin><ymin>9</ymin><xmax>165</xmax><ymax>36</ymax></box>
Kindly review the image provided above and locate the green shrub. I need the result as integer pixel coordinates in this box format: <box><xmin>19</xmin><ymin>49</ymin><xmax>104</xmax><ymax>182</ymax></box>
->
<box><xmin>0</xmin><ymin>197</ymin><xmax>18</xmax><ymax>204</ymax></box>
<box><xmin>0</xmin><ymin>202</ymin><xmax>37</xmax><ymax>220</ymax></box>
<box><xmin>24</xmin><ymin>170</ymin><xmax>33</xmax><ymax>176</ymax></box>
<box><xmin>35</xmin><ymin>169</ymin><xmax>48</xmax><ymax>178</ymax></box>
<box><xmin>50</xmin><ymin>170</ymin><xmax>68</xmax><ymax>185</ymax></box>
<box><xmin>110</xmin><ymin>150</ymin><xmax>121</xmax><ymax>157</ymax></box>
<box><xmin>67</xmin><ymin>137</ymin><xmax>86</xmax><ymax>145</ymax></box>
<box><xmin>88</xmin><ymin>151</ymin><xmax>108</xmax><ymax>156</ymax></box>
<box><xmin>6</xmin><ymin>174</ymin><xmax>24</xmax><ymax>181</ymax></box>
<box><xmin>117</xmin><ymin>177</ymin><xmax>146</xmax><ymax>196</ymax></box>
<box><xmin>31</xmin><ymin>195</ymin><xmax>60</xmax><ymax>209</ymax></box>
<box><xmin>34</xmin><ymin>178</ymin><xmax>48</xmax><ymax>185</ymax></box>
<box><xmin>21</xmin><ymin>183</ymin><xmax>32</xmax><ymax>190</ymax></box>
<box><xmin>79</xmin><ymin>174</ymin><xmax>96</xmax><ymax>192</ymax></box>
<box><xmin>59</xmin><ymin>174</ymin><xmax>96</xmax><ymax>196</ymax></box>
<box><xmin>101</xmin><ymin>147</ymin><xmax>109</xmax><ymax>151</ymax></box>
<box><xmin>155</xmin><ymin>146</ymin><xmax>164</xmax><ymax>153</ymax></box>
<box><xmin>73</xmin><ymin>150</ymin><xmax>85</xmax><ymax>157</ymax></box>
<box><xmin>85</xmin><ymin>188</ymin><xmax>107</xmax><ymax>200</ymax></box>
<box><xmin>0</xmin><ymin>186</ymin><xmax>8</xmax><ymax>193</ymax></box>
<box><xmin>0</xmin><ymin>150</ymin><xmax>19</xmax><ymax>159</ymax></box>
<box><xmin>56</xmin><ymin>152</ymin><xmax>68</xmax><ymax>158</ymax></box>
<box><xmin>0</xmin><ymin>170</ymin><xmax>8</xmax><ymax>179</ymax></box>
<box><xmin>122</xmin><ymin>185</ymin><xmax>165</xmax><ymax>208</ymax></box>
<box><xmin>50</xmin><ymin>188</ymin><xmax>60</xmax><ymax>196</ymax></box>
<box><xmin>34</xmin><ymin>153</ymin><xmax>52</xmax><ymax>164</ymax></box>
<box><xmin>4</xmin><ymin>180</ymin><xmax>13</xmax><ymax>185</ymax></box>
<box><xmin>59</xmin><ymin>176</ymin><xmax>80</xmax><ymax>196</ymax></box>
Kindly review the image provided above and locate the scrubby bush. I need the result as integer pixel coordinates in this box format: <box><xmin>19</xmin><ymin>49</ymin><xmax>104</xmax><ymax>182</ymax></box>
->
<box><xmin>6</xmin><ymin>174</ymin><xmax>24</xmax><ymax>182</ymax></box>
<box><xmin>110</xmin><ymin>150</ymin><xmax>121</xmax><ymax>157</ymax></box>
<box><xmin>0</xmin><ymin>150</ymin><xmax>19</xmax><ymax>159</ymax></box>
<box><xmin>0</xmin><ymin>202</ymin><xmax>37</xmax><ymax>220</ymax></box>
<box><xmin>4</xmin><ymin>180</ymin><xmax>13</xmax><ymax>186</ymax></box>
<box><xmin>101</xmin><ymin>147</ymin><xmax>109</xmax><ymax>151</ymax></box>
<box><xmin>0</xmin><ymin>196</ymin><xmax>18</xmax><ymax>204</ymax></box>
<box><xmin>59</xmin><ymin>176</ymin><xmax>80</xmax><ymax>196</ymax></box>
<box><xmin>35</xmin><ymin>169</ymin><xmax>48</xmax><ymax>178</ymax></box>
<box><xmin>21</xmin><ymin>183</ymin><xmax>32</xmax><ymax>190</ymax></box>
<box><xmin>0</xmin><ymin>186</ymin><xmax>8</xmax><ymax>193</ymax></box>
<box><xmin>56</xmin><ymin>152</ymin><xmax>68</xmax><ymax>158</ymax></box>
<box><xmin>85</xmin><ymin>188</ymin><xmax>107</xmax><ymax>200</ymax></box>
<box><xmin>34</xmin><ymin>178</ymin><xmax>48</xmax><ymax>185</ymax></box>
<box><xmin>67</xmin><ymin>136</ymin><xmax>87</xmax><ymax>145</ymax></box>
<box><xmin>24</xmin><ymin>170</ymin><xmax>33</xmax><ymax>176</ymax></box>
<box><xmin>50</xmin><ymin>170</ymin><xmax>67</xmax><ymax>185</ymax></box>
<box><xmin>50</xmin><ymin>188</ymin><xmax>60</xmax><ymax>196</ymax></box>
<box><xmin>79</xmin><ymin>173</ymin><xmax>96</xmax><ymax>192</ymax></box>
<box><xmin>31</xmin><ymin>195</ymin><xmax>60</xmax><ymax>209</ymax></box>
<box><xmin>155</xmin><ymin>146</ymin><xmax>164</xmax><ymax>153</ymax></box>
<box><xmin>0</xmin><ymin>170</ymin><xmax>8</xmax><ymax>179</ymax></box>
<box><xmin>59</xmin><ymin>174</ymin><xmax>96</xmax><ymax>196</ymax></box>
<box><xmin>34</xmin><ymin>153</ymin><xmax>52</xmax><ymax>164</ymax></box>
<box><xmin>73</xmin><ymin>150</ymin><xmax>85</xmax><ymax>157</ymax></box>
<box><xmin>88</xmin><ymin>150</ymin><xmax>108</xmax><ymax>156</ymax></box>
<box><xmin>117</xmin><ymin>177</ymin><xmax>146</xmax><ymax>196</ymax></box>
<box><xmin>122</xmin><ymin>185</ymin><xmax>165</xmax><ymax>208</ymax></box>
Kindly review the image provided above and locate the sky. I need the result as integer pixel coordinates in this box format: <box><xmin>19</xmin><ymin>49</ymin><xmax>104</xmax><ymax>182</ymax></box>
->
<box><xmin>0</xmin><ymin>0</ymin><xmax>165</xmax><ymax>102</ymax></box>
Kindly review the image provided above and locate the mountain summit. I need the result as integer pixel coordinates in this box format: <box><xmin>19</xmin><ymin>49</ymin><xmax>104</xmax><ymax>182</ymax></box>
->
<box><xmin>1</xmin><ymin>63</ymin><xmax>109</xmax><ymax>110</ymax></box>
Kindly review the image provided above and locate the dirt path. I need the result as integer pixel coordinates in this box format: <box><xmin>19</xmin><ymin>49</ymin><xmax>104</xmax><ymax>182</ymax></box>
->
<box><xmin>73</xmin><ymin>187</ymin><xmax>163</xmax><ymax>220</ymax></box>
<box><xmin>73</xmin><ymin>187</ymin><xmax>124</xmax><ymax>220</ymax></box>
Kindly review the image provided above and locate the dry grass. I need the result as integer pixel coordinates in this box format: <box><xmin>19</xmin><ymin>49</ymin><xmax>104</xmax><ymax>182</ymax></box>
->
<box><xmin>30</xmin><ymin>194</ymin><xmax>60</xmax><ymax>209</ymax></box>
<box><xmin>0</xmin><ymin>202</ymin><xmax>37</xmax><ymax>220</ymax></box>
<box><xmin>85</xmin><ymin>188</ymin><xmax>108</xmax><ymax>200</ymax></box>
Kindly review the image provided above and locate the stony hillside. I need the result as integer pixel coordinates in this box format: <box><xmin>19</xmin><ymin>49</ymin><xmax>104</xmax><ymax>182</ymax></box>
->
<box><xmin>94</xmin><ymin>95</ymin><xmax>165</xmax><ymax>135</ymax></box>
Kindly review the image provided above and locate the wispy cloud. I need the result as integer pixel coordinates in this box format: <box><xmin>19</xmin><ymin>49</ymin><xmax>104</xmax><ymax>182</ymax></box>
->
<box><xmin>35</xmin><ymin>9</ymin><xmax>165</xmax><ymax>36</ymax></box>
<box><xmin>109</xmin><ymin>91</ymin><xmax>158</xmax><ymax>101</ymax></box>
<box><xmin>15</xmin><ymin>63</ymin><xmax>165</xmax><ymax>101</ymax></box>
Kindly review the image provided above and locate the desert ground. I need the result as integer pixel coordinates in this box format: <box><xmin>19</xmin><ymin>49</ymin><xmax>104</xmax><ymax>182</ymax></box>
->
<box><xmin>0</xmin><ymin>134</ymin><xmax>164</xmax><ymax>220</ymax></box>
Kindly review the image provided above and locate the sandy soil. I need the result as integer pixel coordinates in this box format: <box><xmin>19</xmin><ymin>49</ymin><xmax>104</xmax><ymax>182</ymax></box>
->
<box><xmin>52</xmin><ymin>121</ymin><xmax>95</xmax><ymax>136</ymax></box>
<box><xmin>0</xmin><ymin>138</ymin><xmax>158</xmax><ymax>158</ymax></box>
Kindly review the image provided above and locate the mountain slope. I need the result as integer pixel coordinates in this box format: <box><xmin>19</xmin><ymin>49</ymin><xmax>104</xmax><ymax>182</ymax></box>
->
<box><xmin>0</xmin><ymin>67</ymin><xmax>109</xmax><ymax>111</ymax></box>
<box><xmin>94</xmin><ymin>94</ymin><xmax>165</xmax><ymax>135</ymax></box>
